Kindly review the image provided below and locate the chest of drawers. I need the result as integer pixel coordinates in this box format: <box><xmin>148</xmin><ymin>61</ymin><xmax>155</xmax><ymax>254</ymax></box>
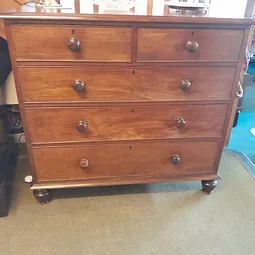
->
<box><xmin>1</xmin><ymin>3</ymin><xmax>252</xmax><ymax>204</ymax></box>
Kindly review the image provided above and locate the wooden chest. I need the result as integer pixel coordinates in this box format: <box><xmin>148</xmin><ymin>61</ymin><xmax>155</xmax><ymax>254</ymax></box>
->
<box><xmin>0</xmin><ymin>2</ymin><xmax>252</xmax><ymax>204</ymax></box>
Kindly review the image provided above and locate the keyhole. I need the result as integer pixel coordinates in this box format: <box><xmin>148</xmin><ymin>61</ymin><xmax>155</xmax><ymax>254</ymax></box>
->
<box><xmin>191</xmin><ymin>32</ymin><xmax>194</xmax><ymax>36</ymax></box>
<box><xmin>129</xmin><ymin>145</ymin><xmax>133</xmax><ymax>150</ymax></box>
<box><xmin>72</xmin><ymin>29</ymin><xmax>75</xmax><ymax>34</ymax></box>
<box><xmin>131</xmin><ymin>109</ymin><xmax>134</xmax><ymax>113</ymax></box>
<box><xmin>132</xmin><ymin>70</ymin><xmax>135</xmax><ymax>74</ymax></box>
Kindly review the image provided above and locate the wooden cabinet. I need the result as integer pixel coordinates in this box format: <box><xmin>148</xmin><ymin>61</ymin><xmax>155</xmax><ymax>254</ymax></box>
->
<box><xmin>0</xmin><ymin>4</ymin><xmax>251</xmax><ymax>204</ymax></box>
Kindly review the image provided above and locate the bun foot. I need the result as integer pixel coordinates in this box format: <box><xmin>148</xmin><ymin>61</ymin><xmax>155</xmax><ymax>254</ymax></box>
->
<box><xmin>201</xmin><ymin>180</ymin><xmax>218</xmax><ymax>194</ymax></box>
<box><xmin>33</xmin><ymin>189</ymin><xmax>52</xmax><ymax>204</ymax></box>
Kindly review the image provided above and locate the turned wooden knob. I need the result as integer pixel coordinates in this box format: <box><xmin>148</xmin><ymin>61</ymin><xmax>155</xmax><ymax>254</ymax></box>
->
<box><xmin>68</xmin><ymin>38</ymin><xmax>80</xmax><ymax>52</ymax></box>
<box><xmin>180</xmin><ymin>80</ymin><xmax>192</xmax><ymax>91</ymax></box>
<box><xmin>76</xmin><ymin>121</ymin><xmax>88</xmax><ymax>132</ymax></box>
<box><xmin>80</xmin><ymin>158</ymin><xmax>89</xmax><ymax>169</ymax></box>
<box><xmin>186</xmin><ymin>41</ymin><xmax>199</xmax><ymax>53</ymax></box>
<box><xmin>73</xmin><ymin>80</ymin><xmax>85</xmax><ymax>92</ymax></box>
<box><xmin>176</xmin><ymin>118</ymin><xmax>186</xmax><ymax>129</ymax></box>
<box><xmin>171</xmin><ymin>154</ymin><xmax>181</xmax><ymax>165</ymax></box>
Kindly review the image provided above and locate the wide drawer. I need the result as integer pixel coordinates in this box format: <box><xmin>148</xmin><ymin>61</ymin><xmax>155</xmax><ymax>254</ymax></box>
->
<box><xmin>19</xmin><ymin>67</ymin><xmax>235</xmax><ymax>102</ymax></box>
<box><xmin>33</xmin><ymin>140</ymin><xmax>220</xmax><ymax>182</ymax></box>
<box><xmin>137</xmin><ymin>28</ymin><xmax>244</xmax><ymax>62</ymax></box>
<box><xmin>11</xmin><ymin>25</ymin><xmax>132</xmax><ymax>62</ymax></box>
<box><xmin>25</xmin><ymin>104</ymin><xmax>227</xmax><ymax>143</ymax></box>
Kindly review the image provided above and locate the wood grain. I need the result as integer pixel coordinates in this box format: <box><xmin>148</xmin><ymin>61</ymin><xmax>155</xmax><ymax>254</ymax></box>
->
<box><xmin>137</xmin><ymin>28</ymin><xmax>244</xmax><ymax>62</ymax></box>
<box><xmin>0</xmin><ymin>11</ymin><xmax>254</xmax><ymax>26</ymax></box>
<box><xmin>32</xmin><ymin>140</ymin><xmax>220</xmax><ymax>182</ymax></box>
<box><xmin>19</xmin><ymin>67</ymin><xmax>236</xmax><ymax>102</ymax></box>
<box><xmin>3</xmin><ymin>22</ymin><xmax>39</xmax><ymax>182</ymax></box>
<box><xmin>25</xmin><ymin>104</ymin><xmax>227</xmax><ymax>143</ymax></box>
<box><xmin>224</xmin><ymin>27</ymin><xmax>251</xmax><ymax>146</ymax></box>
<box><xmin>31</xmin><ymin>172</ymin><xmax>220</xmax><ymax>189</ymax></box>
<box><xmin>2</xmin><ymin>7</ymin><xmax>252</xmax><ymax>197</ymax></box>
<box><xmin>11</xmin><ymin>25</ymin><xmax>132</xmax><ymax>62</ymax></box>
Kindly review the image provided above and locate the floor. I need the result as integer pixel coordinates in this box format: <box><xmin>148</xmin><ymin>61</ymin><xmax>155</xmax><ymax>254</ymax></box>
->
<box><xmin>228</xmin><ymin>66</ymin><xmax>255</xmax><ymax>164</ymax></box>
<box><xmin>0</xmin><ymin>152</ymin><xmax>255</xmax><ymax>255</ymax></box>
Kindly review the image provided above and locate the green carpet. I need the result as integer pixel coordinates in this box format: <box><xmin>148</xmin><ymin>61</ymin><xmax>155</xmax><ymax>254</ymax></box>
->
<box><xmin>0</xmin><ymin>152</ymin><xmax>255</xmax><ymax>255</ymax></box>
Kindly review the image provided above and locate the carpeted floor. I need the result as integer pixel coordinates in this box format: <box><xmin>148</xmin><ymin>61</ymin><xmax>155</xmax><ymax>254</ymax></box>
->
<box><xmin>0</xmin><ymin>152</ymin><xmax>255</xmax><ymax>255</ymax></box>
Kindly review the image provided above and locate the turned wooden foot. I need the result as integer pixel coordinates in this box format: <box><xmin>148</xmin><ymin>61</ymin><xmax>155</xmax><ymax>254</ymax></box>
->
<box><xmin>33</xmin><ymin>189</ymin><xmax>52</xmax><ymax>204</ymax></box>
<box><xmin>201</xmin><ymin>180</ymin><xmax>218</xmax><ymax>194</ymax></box>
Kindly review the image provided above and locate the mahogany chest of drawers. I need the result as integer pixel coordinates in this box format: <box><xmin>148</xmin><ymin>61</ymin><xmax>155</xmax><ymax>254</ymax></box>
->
<box><xmin>0</xmin><ymin>2</ymin><xmax>252</xmax><ymax>204</ymax></box>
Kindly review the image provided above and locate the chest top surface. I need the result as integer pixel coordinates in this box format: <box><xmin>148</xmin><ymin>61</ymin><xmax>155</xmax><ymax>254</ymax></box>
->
<box><xmin>0</xmin><ymin>0</ymin><xmax>254</xmax><ymax>25</ymax></box>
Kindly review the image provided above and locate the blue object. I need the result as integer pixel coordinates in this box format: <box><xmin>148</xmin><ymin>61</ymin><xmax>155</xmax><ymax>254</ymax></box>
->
<box><xmin>227</xmin><ymin>67</ymin><xmax>255</xmax><ymax>163</ymax></box>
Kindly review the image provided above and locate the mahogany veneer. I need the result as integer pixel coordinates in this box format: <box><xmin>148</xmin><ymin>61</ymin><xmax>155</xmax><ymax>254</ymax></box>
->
<box><xmin>1</xmin><ymin>1</ymin><xmax>253</xmax><ymax>203</ymax></box>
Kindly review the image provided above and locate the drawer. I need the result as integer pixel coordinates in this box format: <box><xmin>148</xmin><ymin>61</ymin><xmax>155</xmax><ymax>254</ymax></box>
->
<box><xmin>33</xmin><ymin>140</ymin><xmax>219</xmax><ymax>182</ymax></box>
<box><xmin>19</xmin><ymin>67</ymin><xmax>235</xmax><ymax>102</ymax></box>
<box><xmin>11</xmin><ymin>25</ymin><xmax>132</xmax><ymax>62</ymax></box>
<box><xmin>137</xmin><ymin>28</ymin><xmax>244</xmax><ymax>62</ymax></box>
<box><xmin>25</xmin><ymin>104</ymin><xmax>227</xmax><ymax>143</ymax></box>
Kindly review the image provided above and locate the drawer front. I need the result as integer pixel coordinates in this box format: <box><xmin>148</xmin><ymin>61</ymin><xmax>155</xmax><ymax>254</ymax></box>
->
<box><xmin>11</xmin><ymin>25</ymin><xmax>132</xmax><ymax>62</ymax></box>
<box><xmin>33</xmin><ymin>140</ymin><xmax>219</xmax><ymax>181</ymax></box>
<box><xmin>26</xmin><ymin>104</ymin><xmax>227</xmax><ymax>143</ymax></box>
<box><xmin>19</xmin><ymin>67</ymin><xmax>235</xmax><ymax>102</ymax></box>
<box><xmin>137</xmin><ymin>28</ymin><xmax>244</xmax><ymax>62</ymax></box>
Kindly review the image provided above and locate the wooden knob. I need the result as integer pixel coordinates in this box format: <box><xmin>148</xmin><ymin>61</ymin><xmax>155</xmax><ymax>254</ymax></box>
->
<box><xmin>76</xmin><ymin>121</ymin><xmax>88</xmax><ymax>132</ymax></box>
<box><xmin>186</xmin><ymin>41</ymin><xmax>199</xmax><ymax>53</ymax></box>
<box><xmin>171</xmin><ymin>154</ymin><xmax>181</xmax><ymax>165</ymax></box>
<box><xmin>68</xmin><ymin>38</ymin><xmax>80</xmax><ymax>52</ymax></box>
<box><xmin>73</xmin><ymin>80</ymin><xmax>85</xmax><ymax>92</ymax></box>
<box><xmin>176</xmin><ymin>118</ymin><xmax>186</xmax><ymax>129</ymax></box>
<box><xmin>180</xmin><ymin>80</ymin><xmax>192</xmax><ymax>91</ymax></box>
<box><xmin>80</xmin><ymin>158</ymin><xmax>89</xmax><ymax>169</ymax></box>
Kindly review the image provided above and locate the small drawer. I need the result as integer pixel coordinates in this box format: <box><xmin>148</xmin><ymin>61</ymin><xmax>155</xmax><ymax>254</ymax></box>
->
<box><xmin>25</xmin><ymin>104</ymin><xmax>227</xmax><ymax>143</ymax></box>
<box><xmin>33</xmin><ymin>140</ymin><xmax>220</xmax><ymax>182</ymax></box>
<box><xmin>19</xmin><ymin>67</ymin><xmax>235</xmax><ymax>102</ymax></box>
<box><xmin>11</xmin><ymin>25</ymin><xmax>132</xmax><ymax>62</ymax></box>
<box><xmin>137</xmin><ymin>28</ymin><xmax>244</xmax><ymax>62</ymax></box>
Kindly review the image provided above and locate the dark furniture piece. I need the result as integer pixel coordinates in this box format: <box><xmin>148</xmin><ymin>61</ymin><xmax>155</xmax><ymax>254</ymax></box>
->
<box><xmin>0</xmin><ymin>106</ymin><xmax>15</xmax><ymax>217</ymax></box>
<box><xmin>0</xmin><ymin>37</ymin><xmax>11</xmax><ymax>85</ymax></box>
<box><xmin>0</xmin><ymin>1</ymin><xmax>254</xmax><ymax>204</ymax></box>
<box><xmin>0</xmin><ymin>37</ymin><xmax>15</xmax><ymax>217</ymax></box>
